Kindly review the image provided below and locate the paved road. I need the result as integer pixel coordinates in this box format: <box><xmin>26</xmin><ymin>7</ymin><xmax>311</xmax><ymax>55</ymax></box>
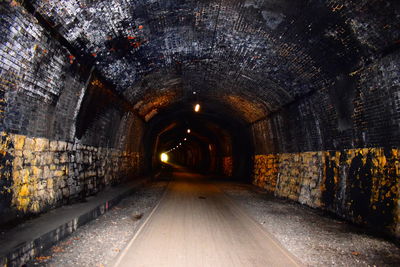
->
<box><xmin>114</xmin><ymin>169</ymin><xmax>302</xmax><ymax>267</ymax></box>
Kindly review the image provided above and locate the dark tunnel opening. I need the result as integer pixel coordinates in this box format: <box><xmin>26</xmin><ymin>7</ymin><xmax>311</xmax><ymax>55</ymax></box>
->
<box><xmin>142</xmin><ymin>99</ymin><xmax>254</xmax><ymax>182</ymax></box>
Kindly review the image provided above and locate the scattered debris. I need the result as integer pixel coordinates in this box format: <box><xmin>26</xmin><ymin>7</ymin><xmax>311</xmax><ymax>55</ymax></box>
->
<box><xmin>131</xmin><ymin>213</ymin><xmax>143</xmax><ymax>221</ymax></box>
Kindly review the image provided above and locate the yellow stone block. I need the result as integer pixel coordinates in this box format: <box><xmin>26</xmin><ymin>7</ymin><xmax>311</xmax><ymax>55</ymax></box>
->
<box><xmin>19</xmin><ymin>184</ymin><xmax>30</xmax><ymax>197</ymax></box>
<box><xmin>24</xmin><ymin>137</ymin><xmax>36</xmax><ymax>150</ymax></box>
<box><xmin>12</xmin><ymin>134</ymin><xmax>26</xmax><ymax>150</ymax></box>
<box><xmin>13</xmin><ymin>169</ymin><xmax>30</xmax><ymax>184</ymax></box>
<box><xmin>34</xmin><ymin>138</ymin><xmax>49</xmax><ymax>151</ymax></box>
<box><xmin>17</xmin><ymin>198</ymin><xmax>30</xmax><ymax>212</ymax></box>
<box><xmin>49</xmin><ymin>141</ymin><xmax>58</xmax><ymax>151</ymax></box>
<box><xmin>30</xmin><ymin>201</ymin><xmax>40</xmax><ymax>213</ymax></box>
<box><xmin>31</xmin><ymin>166</ymin><xmax>42</xmax><ymax>177</ymax></box>
<box><xmin>47</xmin><ymin>179</ymin><xmax>53</xmax><ymax>189</ymax></box>
<box><xmin>12</xmin><ymin>156</ymin><xmax>24</xmax><ymax>170</ymax></box>
<box><xmin>54</xmin><ymin>170</ymin><xmax>65</xmax><ymax>177</ymax></box>
<box><xmin>22</xmin><ymin>169</ymin><xmax>30</xmax><ymax>183</ymax></box>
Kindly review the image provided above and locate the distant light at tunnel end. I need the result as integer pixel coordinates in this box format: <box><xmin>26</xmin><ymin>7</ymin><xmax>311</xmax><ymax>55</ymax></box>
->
<box><xmin>194</xmin><ymin>104</ymin><xmax>201</xmax><ymax>112</ymax></box>
<box><xmin>160</xmin><ymin>153</ymin><xmax>169</xmax><ymax>163</ymax></box>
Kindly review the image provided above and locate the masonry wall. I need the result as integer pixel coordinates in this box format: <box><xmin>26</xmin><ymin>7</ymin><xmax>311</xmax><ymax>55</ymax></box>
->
<box><xmin>251</xmin><ymin>52</ymin><xmax>400</xmax><ymax>239</ymax></box>
<box><xmin>0</xmin><ymin>5</ymin><xmax>144</xmax><ymax>225</ymax></box>
<box><xmin>0</xmin><ymin>133</ymin><xmax>141</xmax><ymax>225</ymax></box>
<box><xmin>253</xmin><ymin>149</ymin><xmax>399</xmax><ymax>237</ymax></box>
<box><xmin>0</xmin><ymin>4</ymin><xmax>88</xmax><ymax>140</ymax></box>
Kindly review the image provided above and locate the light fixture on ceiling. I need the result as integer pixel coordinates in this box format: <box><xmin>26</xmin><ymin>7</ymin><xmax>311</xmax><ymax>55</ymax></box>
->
<box><xmin>194</xmin><ymin>103</ymin><xmax>200</xmax><ymax>112</ymax></box>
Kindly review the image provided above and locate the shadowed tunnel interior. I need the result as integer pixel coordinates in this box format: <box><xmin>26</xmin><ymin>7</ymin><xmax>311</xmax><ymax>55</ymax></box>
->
<box><xmin>0</xmin><ymin>0</ymin><xmax>400</xmax><ymax>265</ymax></box>
<box><xmin>144</xmin><ymin>100</ymin><xmax>254</xmax><ymax>180</ymax></box>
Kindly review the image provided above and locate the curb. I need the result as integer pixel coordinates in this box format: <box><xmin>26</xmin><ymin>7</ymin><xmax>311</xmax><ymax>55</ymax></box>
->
<box><xmin>0</xmin><ymin>179</ymin><xmax>148</xmax><ymax>267</ymax></box>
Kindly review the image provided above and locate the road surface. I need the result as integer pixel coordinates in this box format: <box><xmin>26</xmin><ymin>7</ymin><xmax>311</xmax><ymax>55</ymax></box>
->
<box><xmin>114</xmin><ymin>168</ymin><xmax>302</xmax><ymax>267</ymax></box>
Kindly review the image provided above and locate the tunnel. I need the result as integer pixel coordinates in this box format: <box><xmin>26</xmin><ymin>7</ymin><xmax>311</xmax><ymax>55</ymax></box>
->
<box><xmin>0</xmin><ymin>0</ymin><xmax>400</xmax><ymax>266</ymax></box>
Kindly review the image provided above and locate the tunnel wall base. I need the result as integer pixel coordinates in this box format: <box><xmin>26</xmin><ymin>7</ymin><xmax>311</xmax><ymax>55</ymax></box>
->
<box><xmin>253</xmin><ymin>148</ymin><xmax>400</xmax><ymax>240</ymax></box>
<box><xmin>0</xmin><ymin>132</ymin><xmax>142</xmax><ymax>226</ymax></box>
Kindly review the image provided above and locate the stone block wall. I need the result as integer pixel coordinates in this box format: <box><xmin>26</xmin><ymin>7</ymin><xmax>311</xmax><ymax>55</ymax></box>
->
<box><xmin>253</xmin><ymin>148</ymin><xmax>400</xmax><ymax>239</ymax></box>
<box><xmin>275</xmin><ymin>152</ymin><xmax>324</xmax><ymax>208</ymax></box>
<box><xmin>0</xmin><ymin>132</ymin><xmax>141</xmax><ymax>225</ymax></box>
<box><xmin>253</xmin><ymin>155</ymin><xmax>278</xmax><ymax>192</ymax></box>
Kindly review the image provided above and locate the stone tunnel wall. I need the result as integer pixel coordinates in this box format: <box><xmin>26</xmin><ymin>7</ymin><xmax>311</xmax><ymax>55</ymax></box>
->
<box><xmin>251</xmin><ymin>52</ymin><xmax>400</xmax><ymax>239</ymax></box>
<box><xmin>0</xmin><ymin>132</ymin><xmax>141</xmax><ymax>225</ymax></box>
<box><xmin>253</xmin><ymin>149</ymin><xmax>399</xmax><ymax>238</ymax></box>
<box><xmin>0</xmin><ymin>5</ymin><xmax>145</xmax><ymax>225</ymax></box>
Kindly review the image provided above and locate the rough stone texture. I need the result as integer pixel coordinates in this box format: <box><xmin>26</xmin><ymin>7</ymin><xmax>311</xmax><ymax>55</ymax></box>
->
<box><xmin>0</xmin><ymin>133</ymin><xmax>142</xmax><ymax>225</ymax></box>
<box><xmin>275</xmin><ymin>152</ymin><xmax>324</xmax><ymax>208</ymax></box>
<box><xmin>0</xmin><ymin>3</ymin><xmax>87</xmax><ymax>139</ymax></box>
<box><xmin>252</xmin><ymin>148</ymin><xmax>400</xmax><ymax>239</ymax></box>
<box><xmin>253</xmin><ymin>155</ymin><xmax>277</xmax><ymax>193</ymax></box>
<box><xmin>0</xmin><ymin>4</ymin><xmax>146</xmax><ymax>227</ymax></box>
<box><xmin>250</xmin><ymin>51</ymin><xmax>400</xmax><ymax>155</ymax></box>
<box><xmin>0</xmin><ymin>0</ymin><xmax>394</xmax><ymax>125</ymax></box>
<box><xmin>0</xmin><ymin>4</ymin><xmax>143</xmax><ymax>150</ymax></box>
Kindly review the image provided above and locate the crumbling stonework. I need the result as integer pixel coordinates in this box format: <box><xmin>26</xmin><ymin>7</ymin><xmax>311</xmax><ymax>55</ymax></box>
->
<box><xmin>0</xmin><ymin>132</ymin><xmax>141</xmax><ymax>224</ymax></box>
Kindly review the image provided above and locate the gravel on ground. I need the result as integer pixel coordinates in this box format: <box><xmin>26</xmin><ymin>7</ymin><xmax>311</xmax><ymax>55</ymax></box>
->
<box><xmin>25</xmin><ymin>179</ymin><xmax>400</xmax><ymax>267</ymax></box>
<box><xmin>27</xmin><ymin>181</ymin><xmax>168</xmax><ymax>267</ymax></box>
<box><xmin>219</xmin><ymin>182</ymin><xmax>400</xmax><ymax>267</ymax></box>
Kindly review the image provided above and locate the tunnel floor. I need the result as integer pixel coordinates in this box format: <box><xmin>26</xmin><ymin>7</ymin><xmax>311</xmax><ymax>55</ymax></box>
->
<box><xmin>27</xmin><ymin>169</ymin><xmax>400</xmax><ymax>267</ymax></box>
<box><xmin>114</xmin><ymin>168</ymin><xmax>301</xmax><ymax>267</ymax></box>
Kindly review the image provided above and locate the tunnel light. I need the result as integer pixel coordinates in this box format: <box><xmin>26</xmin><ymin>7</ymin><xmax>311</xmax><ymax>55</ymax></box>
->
<box><xmin>184</xmin><ymin>138</ymin><xmax>187</xmax><ymax>141</ymax></box>
<box><xmin>160</xmin><ymin>153</ymin><xmax>169</xmax><ymax>163</ymax></box>
<box><xmin>187</xmin><ymin>129</ymin><xmax>191</xmax><ymax>133</ymax></box>
<box><xmin>179</xmin><ymin>143</ymin><xmax>182</xmax><ymax>145</ymax></box>
<box><xmin>194</xmin><ymin>104</ymin><xmax>201</xmax><ymax>112</ymax></box>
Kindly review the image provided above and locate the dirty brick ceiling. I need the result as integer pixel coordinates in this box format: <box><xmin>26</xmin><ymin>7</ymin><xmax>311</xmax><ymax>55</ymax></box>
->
<box><xmin>29</xmin><ymin>0</ymin><xmax>400</xmax><ymax>122</ymax></box>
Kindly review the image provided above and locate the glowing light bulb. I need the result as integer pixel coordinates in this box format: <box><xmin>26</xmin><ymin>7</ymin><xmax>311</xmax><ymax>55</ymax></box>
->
<box><xmin>160</xmin><ymin>153</ymin><xmax>168</xmax><ymax>163</ymax></box>
<box><xmin>187</xmin><ymin>129</ymin><xmax>191</xmax><ymax>133</ymax></box>
<box><xmin>194</xmin><ymin>104</ymin><xmax>200</xmax><ymax>112</ymax></box>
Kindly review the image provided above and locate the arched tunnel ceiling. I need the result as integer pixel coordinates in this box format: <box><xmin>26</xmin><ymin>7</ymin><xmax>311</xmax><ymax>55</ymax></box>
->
<box><xmin>31</xmin><ymin>0</ymin><xmax>400</xmax><ymax>122</ymax></box>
